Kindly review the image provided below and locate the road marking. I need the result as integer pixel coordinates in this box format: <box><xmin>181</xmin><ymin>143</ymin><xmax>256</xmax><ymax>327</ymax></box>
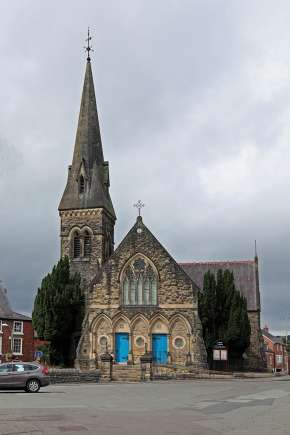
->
<box><xmin>226</xmin><ymin>399</ymin><xmax>252</xmax><ymax>403</ymax></box>
<box><xmin>232</xmin><ymin>389</ymin><xmax>290</xmax><ymax>401</ymax></box>
<box><xmin>194</xmin><ymin>402</ymin><xmax>219</xmax><ymax>409</ymax></box>
<box><xmin>194</xmin><ymin>389</ymin><xmax>290</xmax><ymax>411</ymax></box>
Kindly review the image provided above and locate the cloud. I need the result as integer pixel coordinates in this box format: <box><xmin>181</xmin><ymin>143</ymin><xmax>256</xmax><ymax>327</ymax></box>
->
<box><xmin>0</xmin><ymin>1</ymin><xmax>289</xmax><ymax>333</ymax></box>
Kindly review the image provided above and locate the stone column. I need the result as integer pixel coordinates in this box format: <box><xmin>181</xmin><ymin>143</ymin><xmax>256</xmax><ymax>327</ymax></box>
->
<box><xmin>100</xmin><ymin>353</ymin><xmax>113</xmax><ymax>382</ymax></box>
<box><xmin>140</xmin><ymin>351</ymin><xmax>152</xmax><ymax>381</ymax></box>
<box><xmin>128</xmin><ymin>333</ymin><xmax>133</xmax><ymax>365</ymax></box>
<box><xmin>167</xmin><ymin>334</ymin><xmax>172</xmax><ymax>364</ymax></box>
<box><xmin>186</xmin><ymin>333</ymin><xmax>192</xmax><ymax>366</ymax></box>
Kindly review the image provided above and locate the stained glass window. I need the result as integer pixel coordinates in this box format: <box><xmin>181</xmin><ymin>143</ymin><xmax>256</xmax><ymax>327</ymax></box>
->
<box><xmin>122</xmin><ymin>257</ymin><xmax>157</xmax><ymax>305</ymax></box>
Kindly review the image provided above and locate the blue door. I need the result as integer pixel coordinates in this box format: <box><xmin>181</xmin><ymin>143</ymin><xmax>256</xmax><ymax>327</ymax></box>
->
<box><xmin>152</xmin><ymin>334</ymin><xmax>168</xmax><ymax>364</ymax></box>
<box><xmin>115</xmin><ymin>333</ymin><xmax>129</xmax><ymax>363</ymax></box>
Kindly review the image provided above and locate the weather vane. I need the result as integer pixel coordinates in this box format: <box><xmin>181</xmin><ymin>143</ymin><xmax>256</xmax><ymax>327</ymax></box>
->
<box><xmin>134</xmin><ymin>200</ymin><xmax>145</xmax><ymax>217</ymax></box>
<box><xmin>84</xmin><ymin>27</ymin><xmax>93</xmax><ymax>61</ymax></box>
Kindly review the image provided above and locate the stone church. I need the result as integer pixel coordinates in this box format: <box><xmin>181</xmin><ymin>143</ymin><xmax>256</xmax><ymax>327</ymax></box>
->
<box><xmin>58</xmin><ymin>53</ymin><xmax>262</xmax><ymax>370</ymax></box>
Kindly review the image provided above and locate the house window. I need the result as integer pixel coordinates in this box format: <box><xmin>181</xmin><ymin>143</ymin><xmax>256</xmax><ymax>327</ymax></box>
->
<box><xmin>0</xmin><ymin>320</ymin><xmax>2</xmax><ymax>333</ymax></box>
<box><xmin>276</xmin><ymin>355</ymin><xmax>283</xmax><ymax>364</ymax></box>
<box><xmin>73</xmin><ymin>232</ymin><xmax>81</xmax><ymax>258</ymax></box>
<box><xmin>84</xmin><ymin>231</ymin><xmax>91</xmax><ymax>257</ymax></box>
<box><xmin>13</xmin><ymin>321</ymin><xmax>23</xmax><ymax>334</ymax></box>
<box><xmin>122</xmin><ymin>257</ymin><xmax>158</xmax><ymax>306</ymax></box>
<box><xmin>13</xmin><ymin>338</ymin><xmax>23</xmax><ymax>355</ymax></box>
<box><xmin>79</xmin><ymin>175</ymin><xmax>85</xmax><ymax>193</ymax></box>
<box><xmin>0</xmin><ymin>336</ymin><xmax>2</xmax><ymax>355</ymax></box>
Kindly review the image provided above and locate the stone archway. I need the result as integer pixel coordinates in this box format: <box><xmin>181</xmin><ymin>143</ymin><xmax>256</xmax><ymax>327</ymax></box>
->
<box><xmin>169</xmin><ymin>315</ymin><xmax>191</xmax><ymax>365</ymax></box>
<box><xmin>91</xmin><ymin>315</ymin><xmax>113</xmax><ymax>362</ymax></box>
<box><xmin>131</xmin><ymin>315</ymin><xmax>149</xmax><ymax>363</ymax></box>
<box><xmin>112</xmin><ymin>315</ymin><xmax>130</xmax><ymax>363</ymax></box>
<box><xmin>150</xmin><ymin>315</ymin><xmax>169</xmax><ymax>364</ymax></box>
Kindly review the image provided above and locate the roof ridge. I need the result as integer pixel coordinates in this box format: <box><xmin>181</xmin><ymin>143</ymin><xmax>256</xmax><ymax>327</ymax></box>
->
<box><xmin>179</xmin><ymin>260</ymin><xmax>255</xmax><ymax>265</ymax></box>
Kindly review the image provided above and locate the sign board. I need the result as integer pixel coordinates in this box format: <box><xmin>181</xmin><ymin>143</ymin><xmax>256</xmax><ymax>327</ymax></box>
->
<box><xmin>213</xmin><ymin>348</ymin><xmax>228</xmax><ymax>361</ymax></box>
<box><xmin>34</xmin><ymin>351</ymin><xmax>43</xmax><ymax>359</ymax></box>
<box><xmin>213</xmin><ymin>349</ymin><xmax>221</xmax><ymax>361</ymax></box>
<box><xmin>216</xmin><ymin>341</ymin><xmax>224</xmax><ymax>347</ymax></box>
<box><xmin>220</xmin><ymin>349</ymin><xmax>228</xmax><ymax>361</ymax></box>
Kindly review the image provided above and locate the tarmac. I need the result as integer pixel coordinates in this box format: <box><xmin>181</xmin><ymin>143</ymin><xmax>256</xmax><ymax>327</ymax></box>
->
<box><xmin>0</xmin><ymin>376</ymin><xmax>290</xmax><ymax>435</ymax></box>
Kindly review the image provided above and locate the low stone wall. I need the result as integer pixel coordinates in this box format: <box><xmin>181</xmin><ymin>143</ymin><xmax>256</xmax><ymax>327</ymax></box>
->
<box><xmin>49</xmin><ymin>368</ymin><xmax>101</xmax><ymax>384</ymax></box>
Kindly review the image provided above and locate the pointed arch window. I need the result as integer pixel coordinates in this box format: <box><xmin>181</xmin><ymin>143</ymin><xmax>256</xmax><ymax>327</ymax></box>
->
<box><xmin>73</xmin><ymin>232</ymin><xmax>81</xmax><ymax>258</ymax></box>
<box><xmin>122</xmin><ymin>257</ymin><xmax>158</xmax><ymax>306</ymax></box>
<box><xmin>79</xmin><ymin>175</ymin><xmax>85</xmax><ymax>194</ymax></box>
<box><xmin>84</xmin><ymin>230</ymin><xmax>91</xmax><ymax>257</ymax></box>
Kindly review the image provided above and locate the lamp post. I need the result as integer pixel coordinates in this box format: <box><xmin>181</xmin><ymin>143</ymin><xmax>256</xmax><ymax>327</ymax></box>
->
<box><xmin>2</xmin><ymin>322</ymin><xmax>13</xmax><ymax>360</ymax></box>
<box><xmin>285</xmin><ymin>317</ymin><xmax>290</xmax><ymax>348</ymax></box>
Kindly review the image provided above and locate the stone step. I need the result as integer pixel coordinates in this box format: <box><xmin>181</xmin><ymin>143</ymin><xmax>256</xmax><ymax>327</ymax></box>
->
<box><xmin>112</xmin><ymin>365</ymin><xmax>141</xmax><ymax>381</ymax></box>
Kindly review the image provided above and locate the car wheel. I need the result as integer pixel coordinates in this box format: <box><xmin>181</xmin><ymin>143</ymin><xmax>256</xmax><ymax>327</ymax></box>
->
<box><xmin>26</xmin><ymin>379</ymin><xmax>40</xmax><ymax>393</ymax></box>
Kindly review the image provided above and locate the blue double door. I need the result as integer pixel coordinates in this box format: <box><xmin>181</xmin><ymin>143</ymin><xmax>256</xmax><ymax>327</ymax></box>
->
<box><xmin>152</xmin><ymin>334</ymin><xmax>168</xmax><ymax>364</ymax></box>
<box><xmin>115</xmin><ymin>333</ymin><xmax>168</xmax><ymax>364</ymax></box>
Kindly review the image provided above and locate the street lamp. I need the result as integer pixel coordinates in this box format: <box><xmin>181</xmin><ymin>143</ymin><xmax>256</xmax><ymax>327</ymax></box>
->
<box><xmin>285</xmin><ymin>317</ymin><xmax>290</xmax><ymax>348</ymax></box>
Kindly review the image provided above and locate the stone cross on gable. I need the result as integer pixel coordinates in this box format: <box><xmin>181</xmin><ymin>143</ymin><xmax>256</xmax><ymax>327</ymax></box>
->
<box><xmin>134</xmin><ymin>200</ymin><xmax>145</xmax><ymax>217</ymax></box>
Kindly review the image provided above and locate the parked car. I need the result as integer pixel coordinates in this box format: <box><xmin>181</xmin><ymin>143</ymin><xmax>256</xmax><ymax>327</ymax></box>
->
<box><xmin>0</xmin><ymin>362</ymin><xmax>50</xmax><ymax>393</ymax></box>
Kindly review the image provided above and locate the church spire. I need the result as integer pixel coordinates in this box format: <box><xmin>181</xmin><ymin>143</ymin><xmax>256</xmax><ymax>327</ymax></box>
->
<box><xmin>59</xmin><ymin>34</ymin><xmax>115</xmax><ymax>219</ymax></box>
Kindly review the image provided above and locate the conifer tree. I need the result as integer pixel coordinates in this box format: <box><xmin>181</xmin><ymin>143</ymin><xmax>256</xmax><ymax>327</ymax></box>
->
<box><xmin>198</xmin><ymin>269</ymin><xmax>251</xmax><ymax>361</ymax></box>
<box><xmin>32</xmin><ymin>256</ymin><xmax>83</xmax><ymax>365</ymax></box>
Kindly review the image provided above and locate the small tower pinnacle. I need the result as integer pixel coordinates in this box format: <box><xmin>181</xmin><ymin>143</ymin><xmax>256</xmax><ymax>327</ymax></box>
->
<box><xmin>84</xmin><ymin>27</ymin><xmax>93</xmax><ymax>62</ymax></box>
<box><xmin>255</xmin><ymin>240</ymin><xmax>258</xmax><ymax>262</ymax></box>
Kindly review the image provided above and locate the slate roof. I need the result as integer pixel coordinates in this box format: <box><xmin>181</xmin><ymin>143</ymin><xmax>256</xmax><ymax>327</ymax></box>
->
<box><xmin>262</xmin><ymin>329</ymin><xmax>284</xmax><ymax>345</ymax></box>
<box><xmin>179</xmin><ymin>260</ymin><xmax>260</xmax><ymax>311</ymax></box>
<box><xmin>59</xmin><ymin>59</ymin><xmax>115</xmax><ymax>218</ymax></box>
<box><xmin>0</xmin><ymin>283</ymin><xmax>31</xmax><ymax>321</ymax></box>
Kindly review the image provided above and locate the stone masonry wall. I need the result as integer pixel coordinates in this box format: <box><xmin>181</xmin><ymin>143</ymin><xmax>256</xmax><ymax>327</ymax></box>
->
<box><xmin>59</xmin><ymin>208</ymin><xmax>114</xmax><ymax>290</ymax></box>
<box><xmin>76</xmin><ymin>217</ymin><xmax>207</xmax><ymax>368</ymax></box>
<box><xmin>247</xmin><ymin>310</ymin><xmax>264</xmax><ymax>370</ymax></box>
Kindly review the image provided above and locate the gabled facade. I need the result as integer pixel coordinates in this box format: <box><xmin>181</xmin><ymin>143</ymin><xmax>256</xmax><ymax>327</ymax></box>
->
<box><xmin>76</xmin><ymin>216</ymin><xmax>207</xmax><ymax>369</ymax></box>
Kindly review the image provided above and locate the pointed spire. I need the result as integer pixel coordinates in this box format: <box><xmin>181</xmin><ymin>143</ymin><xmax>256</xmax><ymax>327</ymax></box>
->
<box><xmin>71</xmin><ymin>59</ymin><xmax>104</xmax><ymax>170</ymax></box>
<box><xmin>59</xmin><ymin>36</ymin><xmax>115</xmax><ymax>219</ymax></box>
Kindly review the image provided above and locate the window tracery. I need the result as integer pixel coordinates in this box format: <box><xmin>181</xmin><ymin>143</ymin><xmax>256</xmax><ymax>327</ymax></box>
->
<box><xmin>122</xmin><ymin>257</ymin><xmax>158</xmax><ymax>306</ymax></box>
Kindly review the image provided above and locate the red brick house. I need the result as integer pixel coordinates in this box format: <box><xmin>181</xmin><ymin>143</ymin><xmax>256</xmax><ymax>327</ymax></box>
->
<box><xmin>0</xmin><ymin>283</ymin><xmax>34</xmax><ymax>362</ymax></box>
<box><xmin>262</xmin><ymin>326</ymin><xmax>289</xmax><ymax>374</ymax></box>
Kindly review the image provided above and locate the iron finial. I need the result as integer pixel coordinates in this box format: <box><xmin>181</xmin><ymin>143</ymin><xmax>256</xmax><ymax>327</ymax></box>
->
<box><xmin>84</xmin><ymin>27</ymin><xmax>93</xmax><ymax>61</ymax></box>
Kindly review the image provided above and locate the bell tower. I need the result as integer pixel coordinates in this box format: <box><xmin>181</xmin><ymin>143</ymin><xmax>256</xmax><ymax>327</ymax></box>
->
<box><xmin>58</xmin><ymin>34</ymin><xmax>116</xmax><ymax>288</ymax></box>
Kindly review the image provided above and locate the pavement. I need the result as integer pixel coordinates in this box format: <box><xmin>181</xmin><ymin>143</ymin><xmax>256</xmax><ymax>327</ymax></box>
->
<box><xmin>1</xmin><ymin>377</ymin><xmax>290</xmax><ymax>434</ymax></box>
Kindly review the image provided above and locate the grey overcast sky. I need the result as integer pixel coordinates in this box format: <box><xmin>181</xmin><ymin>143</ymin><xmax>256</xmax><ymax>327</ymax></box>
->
<box><xmin>0</xmin><ymin>1</ymin><xmax>289</xmax><ymax>334</ymax></box>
